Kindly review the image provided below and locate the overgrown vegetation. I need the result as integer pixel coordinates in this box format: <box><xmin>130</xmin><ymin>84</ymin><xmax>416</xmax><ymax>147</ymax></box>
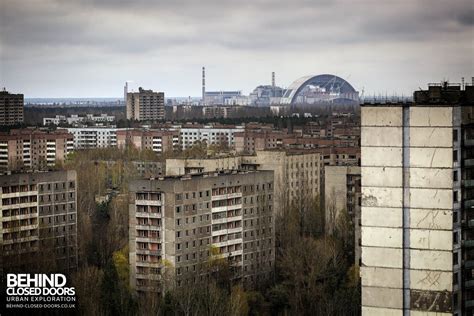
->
<box><xmin>63</xmin><ymin>148</ymin><xmax>359</xmax><ymax>315</ymax></box>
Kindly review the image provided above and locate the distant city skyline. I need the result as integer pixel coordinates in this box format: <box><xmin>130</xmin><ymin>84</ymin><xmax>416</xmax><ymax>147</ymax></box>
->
<box><xmin>1</xmin><ymin>0</ymin><xmax>473</xmax><ymax>98</ymax></box>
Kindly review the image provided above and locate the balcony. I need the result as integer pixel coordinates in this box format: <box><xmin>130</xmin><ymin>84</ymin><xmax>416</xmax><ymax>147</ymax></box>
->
<box><xmin>136</xmin><ymin>224</ymin><xmax>161</xmax><ymax>231</ymax></box>
<box><xmin>211</xmin><ymin>192</ymin><xmax>242</xmax><ymax>201</ymax></box>
<box><xmin>466</xmin><ymin>260</ymin><xmax>474</xmax><ymax>268</ymax></box>
<box><xmin>465</xmin><ymin>159</ymin><xmax>474</xmax><ymax>167</ymax></box>
<box><xmin>136</xmin><ymin>236</ymin><xmax>160</xmax><ymax>243</ymax></box>
<box><xmin>2</xmin><ymin>191</ymin><xmax>38</xmax><ymax>199</ymax></box>
<box><xmin>464</xmin><ymin>240</ymin><xmax>474</xmax><ymax>248</ymax></box>
<box><xmin>228</xmin><ymin>227</ymin><xmax>242</xmax><ymax>234</ymax></box>
<box><xmin>2</xmin><ymin>235</ymin><xmax>39</xmax><ymax>245</ymax></box>
<box><xmin>464</xmin><ymin>180</ymin><xmax>474</xmax><ymax>187</ymax></box>
<box><xmin>136</xmin><ymin>249</ymin><xmax>161</xmax><ymax>256</ymax></box>
<box><xmin>136</xmin><ymin>212</ymin><xmax>161</xmax><ymax>218</ymax></box>
<box><xmin>465</xmin><ymin>139</ymin><xmax>474</xmax><ymax>146</ymax></box>
<box><xmin>136</xmin><ymin>261</ymin><xmax>162</xmax><ymax>268</ymax></box>
<box><xmin>136</xmin><ymin>273</ymin><xmax>161</xmax><ymax>281</ymax></box>
<box><xmin>466</xmin><ymin>280</ymin><xmax>474</xmax><ymax>288</ymax></box>
<box><xmin>465</xmin><ymin>200</ymin><xmax>474</xmax><ymax>208</ymax></box>
<box><xmin>136</xmin><ymin>199</ymin><xmax>162</xmax><ymax>206</ymax></box>
<box><xmin>3</xmin><ymin>224</ymin><xmax>38</xmax><ymax>233</ymax></box>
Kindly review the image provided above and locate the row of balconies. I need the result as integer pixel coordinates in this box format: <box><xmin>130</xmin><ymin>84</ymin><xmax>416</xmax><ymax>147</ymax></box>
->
<box><xmin>136</xmin><ymin>248</ymin><xmax>162</xmax><ymax>256</ymax></box>
<box><xmin>136</xmin><ymin>224</ymin><xmax>161</xmax><ymax>231</ymax></box>
<box><xmin>211</xmin><ymin>204</ymin><xmax>242</xmax><ymax>213</ymax></box>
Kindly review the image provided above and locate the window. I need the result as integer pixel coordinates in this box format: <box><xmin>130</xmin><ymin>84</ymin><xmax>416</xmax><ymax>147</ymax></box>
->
<box><xmin>453</xmin><ymin>150</ymin><xmax>458</xmax><ymax>163</ymax></box>
<box><xmin>453</xmin><ymin>170</ymin><xmax>458</xmax><ymax>182</ymax></box>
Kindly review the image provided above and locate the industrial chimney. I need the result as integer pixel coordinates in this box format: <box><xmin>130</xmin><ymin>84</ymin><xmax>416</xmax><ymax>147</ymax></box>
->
<box><xmin>202</xmin><ymin>67</ymin><xmax>206</xmax><ymax>105</ymax></box>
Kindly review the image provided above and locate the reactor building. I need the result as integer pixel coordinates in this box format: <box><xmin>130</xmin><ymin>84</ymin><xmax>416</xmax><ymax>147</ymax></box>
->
<box><xmin>279</xmin><ymin>74</ymin><xmax>359</xmax><ymax>106</ymax></box>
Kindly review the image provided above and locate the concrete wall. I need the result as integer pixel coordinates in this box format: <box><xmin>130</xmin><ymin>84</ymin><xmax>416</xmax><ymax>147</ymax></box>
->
<box><xmin>361</xmin><ymin>105</ymin><xmax>454</xmax><ymax>315</ymax></box>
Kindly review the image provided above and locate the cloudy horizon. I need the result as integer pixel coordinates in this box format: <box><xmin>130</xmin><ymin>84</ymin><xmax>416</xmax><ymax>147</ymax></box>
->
<box><xmin>1</xmin><ymin>0</ymin><xmax>473</xmax><ymax>98</ymax></box>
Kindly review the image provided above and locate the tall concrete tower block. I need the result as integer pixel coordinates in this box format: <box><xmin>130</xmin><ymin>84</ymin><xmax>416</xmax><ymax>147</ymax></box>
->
<box><xmin>360</xmin><ymin>83</ymin><xmax>474</xmax><ymax>316</ymax></box>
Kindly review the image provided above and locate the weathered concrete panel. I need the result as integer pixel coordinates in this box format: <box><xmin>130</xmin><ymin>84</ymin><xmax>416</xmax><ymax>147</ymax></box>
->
<box><xmin>362</xmin><ymin>107</ymin><xmax>403</xmax><ymax>127</ymax></box>
<box><xmin>362</xmin><ymin>247</ymin><xmax>402</xmax><ymax>268</ymax></box>
<box><xmin>409</xmin><ymin>107</ymin><xmax>452</xmax><ymax>127</ymax></box>
<box><xmin>361</xmin><ymin>207</ymin><xmax>402</xmax><ymax>228</ymax></box>
<box><xmin>361</xmin><ymin>227</ymin><xmax>402</xmax><ymax>248</ymax></box>
<box><xmin>362</xmin><ymin>306</ymin><xmax>402</xmax><ymax>316</ymax></box>
<box><xmin>409</xmin><ymin>148</ymin><xmax>452</xmax><ymax>168</ymax></box>
<box><xmin>361</xmin><ymin>167</ymin><xmax>402</xmax><ymax>187</ymax></box>
<box><xmin>410</xmin><ymin>310</ymin><xmax>453</xmax><ymax>316</ymax></box>
<box><xmin>361</xmin><ymin>127</ymin><xmax>402</xmax><ymax>147</ymax></box>
<box><xmin>410</xmin><ymin>270</ymin><xmax>452</xmax><ymax>291</ymax></box>
<box><xmin>410</xmin><ymin>290</ymin><xmax>452</xmax><ymax>313</ymax></box>
<box><xmin>361</xmin><ymin>147</ymin><xmax>403</xmax><ymax>167</ymax></box>
<box><xmin>409</xmin><ymin>188</ymin><xmax>452</xmax><ymax>209</ymax></box>
<box><xmin>362</xmin><ymin>187</ymin><xmax>403</xmax><ymax>208</ymax></box>
<box><xmin>409</xmin><ymin>209</ymin><xmax>452</xmax><ymax>230</ymax></box>
<box><xmin>410</xmin><ymin>250</ymin><xmax>452</xmax><ymax>271</ymax></box>
<box><xmin>410</xmin><ymin>229</ymin><xmax>453</xmax><ymax>251</ymax></box>
<box><xmin>409</xmin><ymin>168</ymin><xmax>453</xmax><ymax>189</ymax></box>
<box><xmin>361</xmin><ymin>266</ymin><xmax>402</xmax><ymax>288</ymax></box>
<box><xmin>409</xmin><ymin>128</ymin><xmax>452</xmax><ymax>148</ymax></box>
<box><xmin>362</xmin><ymin>287</ymin><xmax>403</xmax><ymax>309</ymax></box>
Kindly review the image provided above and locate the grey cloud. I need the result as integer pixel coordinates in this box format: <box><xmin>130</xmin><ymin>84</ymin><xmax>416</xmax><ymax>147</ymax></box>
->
<box><xmin>1</xmin><ymin>0</ymin><xmax>473</xmax><ymax>97</ymax></box>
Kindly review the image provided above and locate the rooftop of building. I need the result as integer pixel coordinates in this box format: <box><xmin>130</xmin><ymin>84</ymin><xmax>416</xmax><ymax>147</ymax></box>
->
<box><xmin>136</xmin><ymin>169</ymin><xmax>272</xmax><ymax>182</ymax></box>
<box><xmin>0</xmin><ymin>88</ymin><xmax>24</xmax><ymax>96</ymax></box>
<box><xmin>0</xmin><ymin>127</ymin><xmax>72</xmax><ymax>139</ymax></box>
<box><xmin>362</xmin><ymin>82</ymin><xmax>474</xmax><ymax>107</ymax></box>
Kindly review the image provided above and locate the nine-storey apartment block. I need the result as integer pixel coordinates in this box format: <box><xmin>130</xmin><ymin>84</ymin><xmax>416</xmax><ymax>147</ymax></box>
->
<box><xmin>0</xmin><ymin>170</ymin><xmax>78</xmax><ymax>275</ymax></box>
<box><xmin>0</xmin><ymin>89</ymin><xmax>24</xmax><ymax>126</ymax></box>
<box><xmin>126</xmin><ymin>87</ymin><xmax>165</xmax><ymax>121</ymax></box>
<box><xmin>129</xmin><ymin>170</ymin><xmax>275</xmax><ymax>295</ymax></box>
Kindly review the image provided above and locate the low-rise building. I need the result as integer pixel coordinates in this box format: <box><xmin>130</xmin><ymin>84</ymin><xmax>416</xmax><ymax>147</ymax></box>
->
<box><xmin>43</xmin><ymin>114</ymin><xmax>115</xmax><ymax>126</ymax></box>
<box><xmin>129</xmin><ymin>170</ymin><xmax>275</xmax><ymax>294</ymax></box>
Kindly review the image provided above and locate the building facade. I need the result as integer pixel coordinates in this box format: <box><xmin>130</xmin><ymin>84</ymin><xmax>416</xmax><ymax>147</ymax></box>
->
<box><xmin>324</xmin><ymin>165</ymin><xmax>361</xmax><ymax>264</ymax></box>
<box><xmin>166</xmin><ymin>150</ymin><xmax>322</xmax><ymax>216</ymax></box>
<box><xmin>116</xmin><ymin>129</ymin><xmax>180</xmax><ymax>154</ymax></box>
<box><xmin>180</xmin><ymin>125</ymin><xmax>244</xmax><ymax>150</ymax></box>
<box><xmin>67</xmin><ymin>127</ymin><xmax>120</xmax><ymax>149</ymax></box>
<box><xmin>126</xmin><ymin>87</ymin><xmax>165</xmax><ymax>121</ymax></box>
<box><xmin>0</xmin><ymin>129</ymin><xmax>73</xmax><ymax>172</ymax></box>
<box><xmin>129</xmin><ymin>171</ymin><xmax>275</xmax><ymax>294</ymax></box>
<box><xmin>43</xmin><ymin>114</ymin><xmax>115</xmax><ymax>126</ymax></box>
<box><xmin>0</xmin><ymin>171</ymin><xmax>78</xmax><ymax>274</ymax></box>
<box><xmin>360</xmin><ymin>84</ymin><xmax>474</xmax><ymax>315</ymax></box>
<box><xmin>0</xmin><ymin>89</ymin><xmax>24</xmax><ymax>126</ymax></box>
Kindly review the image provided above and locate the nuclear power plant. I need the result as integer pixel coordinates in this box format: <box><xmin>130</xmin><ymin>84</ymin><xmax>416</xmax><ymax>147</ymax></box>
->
<box><xmin>200</xmin><ymin>67</ymin><xmax>360</xmax><ymax>107</ymax></box>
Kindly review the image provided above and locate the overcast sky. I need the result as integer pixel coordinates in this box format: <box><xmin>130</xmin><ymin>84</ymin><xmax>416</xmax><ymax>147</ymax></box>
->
<box><xmin>1</xmin><ymin>0</ymin><xmax>473</xmax><ymax>98</ymax></box>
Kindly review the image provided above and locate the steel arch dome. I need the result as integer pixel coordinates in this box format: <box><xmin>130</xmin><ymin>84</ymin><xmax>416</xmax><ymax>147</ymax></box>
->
<box><xmin>280</xmin><ymin>74</ymin><xmax>358</xmax><ymax>105</ymax></box>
